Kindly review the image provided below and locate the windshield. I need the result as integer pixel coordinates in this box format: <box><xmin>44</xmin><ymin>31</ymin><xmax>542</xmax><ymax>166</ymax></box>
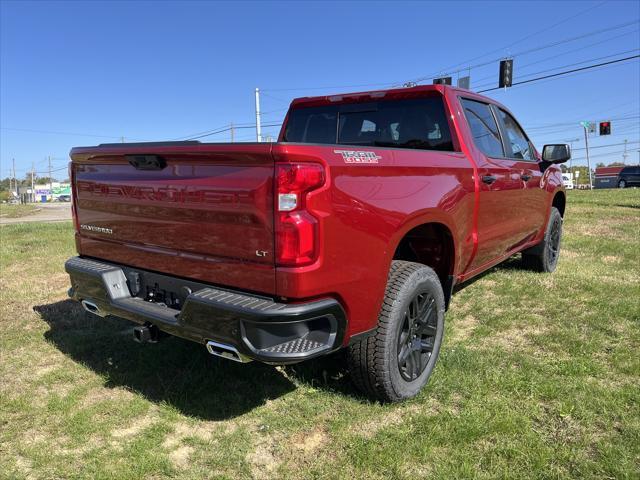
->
<box><xmin>283</xmin><ymin>97</ymin><xmax>454</xmax><ymax>151</ymax></box>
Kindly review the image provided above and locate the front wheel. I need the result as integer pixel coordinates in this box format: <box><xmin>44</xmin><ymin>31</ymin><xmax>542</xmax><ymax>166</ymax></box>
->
<box><xmin>522</xmin><ymin>207</ymin><xmax>563</xmax><ymax>272</ymax></box>
<box><xmin>618</xmin><ymin>179</ymin><xmax>627</xmax><ymax>188</ymax></box>
<box><xmin>348</xmin><ymin>261</ymin><xmax>445</xmax><ymax>402</ymax></box>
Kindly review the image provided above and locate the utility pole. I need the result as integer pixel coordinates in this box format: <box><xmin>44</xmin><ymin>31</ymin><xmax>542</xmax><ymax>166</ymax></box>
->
<box><xmin>48</xmin><ymin>156</ymin><xmax>53</xmax><ymax>201</ymax></box>
<box><xmin>255</xmin><ymin>88</ymin><xmax>262</xmax><ymax>143</ymax></box>
<box><xmin>622</xmin><ymin>139</ymin><xmax>628</xmax><ymax>164</ymax></box>
<box><xmin>582</xmin><ymin>125</ymin><xmax>593</xmax><ymax>189</ymax></box>
<box><xmin>230</xmin><ymin>122</ymin><xmax>235</xmax><ymax>143</ymax></box>
<box><xmin>565</xmin><ymin>137</ymin><xmax>580</xmax><ymax>187</ymax></box>
<box><xmin>31</xmin><ymin>161</ymin><xmax>35</xmax><ymax>203</ymax></box>
<box><xmin>11</xmin><ymin>158</ymin><xmax>15</xmax><ymax>193</ymax></box>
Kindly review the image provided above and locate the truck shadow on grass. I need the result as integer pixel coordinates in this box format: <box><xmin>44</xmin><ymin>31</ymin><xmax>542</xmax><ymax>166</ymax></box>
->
<box><xmin>34</xmin><ymin>300</ymin><xmax>360</xmax><ymax>420</ymax></box>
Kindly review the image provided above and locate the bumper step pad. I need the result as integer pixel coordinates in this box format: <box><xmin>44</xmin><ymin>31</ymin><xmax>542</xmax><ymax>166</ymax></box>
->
<box><xmin>261</xmin><ymin>337</ymin><xmax>326</xmax><ymax>355</ymax></box>
<box><xmin>65</xmin><ymin>256</ymin><xmax>346</xmax><ymax>364</ymax></box>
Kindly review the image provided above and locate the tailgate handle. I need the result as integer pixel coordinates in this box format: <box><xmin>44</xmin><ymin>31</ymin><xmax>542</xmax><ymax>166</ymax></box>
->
<box><xmin>126</xmin><ymin>155</ymin><xmax>167</xmax><ymax>170</ymax></box>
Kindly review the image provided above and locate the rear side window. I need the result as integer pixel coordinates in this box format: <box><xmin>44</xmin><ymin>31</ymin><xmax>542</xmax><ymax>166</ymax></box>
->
<box><xmin>283</xmin><ymin>97</ymin><xmax>454</xmax><ymax>151</ymax></box>
<box><xmin>497</xmin><ymin>109</ymin><xmax>533</xmax><ymax>160</ymax></box>
<box><xmin>460</xmin><ymin>98</ymin><xmax>504</xmax><ymax>158</ymax></box>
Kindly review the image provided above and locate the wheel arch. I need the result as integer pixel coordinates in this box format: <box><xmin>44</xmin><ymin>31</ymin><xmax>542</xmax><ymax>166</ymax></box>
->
<box><xmin>391</xmin><ymin>219</ymin><xmax>457</xmax><ymax>308</ymax></box>
<box><xmin>552</xmin><ymin>190</ymin><xmax>566</xmax><ymax>217</ymax></box>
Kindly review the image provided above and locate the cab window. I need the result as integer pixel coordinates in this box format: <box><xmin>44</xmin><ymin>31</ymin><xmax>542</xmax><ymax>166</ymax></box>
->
<box><xmin>460</xmin><ymin>98</ymin><xmax>504</xmax><ymax>158</ymax></box>
<box><xmin>497</xmin><ymin>109</ymin><xmax>533</xmax><ymax>161</ymax></box>
<box><xmin>283</xmin><ymin>97</ymin><xmax>454</xmax><ymax>151</ymax></box>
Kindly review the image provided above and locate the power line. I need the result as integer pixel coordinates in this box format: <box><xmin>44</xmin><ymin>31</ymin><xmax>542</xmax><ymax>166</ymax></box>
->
<box><xmin>570</xmin><ymin>148</ymin><xmax>637</xmax><ymax>161</ymax></box>
<box><xmin>477</xmin><ymin>54</ymin><xmax>640</xmax><ymax>93</ymax></box>
<box><xmin>409</xmin><ymin>18</ymin><xmax>639</xmax><ymax>85</ymax></box>
<box><xmin>526</xmin><ymin>115</ymin><xmax>639</xmax><ymax>131</ymax></box>
<box><xmin>473</xmin><ymin>48</ymin><xmax>640</xmax><ymax>90</ymax></box>
<box><xmin>470</xmin><ymin>28</ymin><xmax>639</xmax><ymax>85</ymax></box>
<box><xmin>1</xmin><ymin>127</ymin><xmax>145</xmax><ymax>140</ymax></box>
<box><xmin>572</xmin><ymin>140</ymin><xmax>639</xmax><ymax>152</ymax></box>
<box><xmin>171</xmin><ymin>122</ymin><xmax>257</xmax><ymax>141</ymax></box>
<box><xmin>261</xmin><ymin>19</ymin><xmax>638</xmax><ymax>95</ymax></box>
<box><xmin>185</xmin><ymin>123</ymin><xmax>282</xmax><ymax>140</ymax></box>
<box><xmin>422</xmin><ymin>1</ymin><xmax>610</xmax><ymax>78</ymax></box>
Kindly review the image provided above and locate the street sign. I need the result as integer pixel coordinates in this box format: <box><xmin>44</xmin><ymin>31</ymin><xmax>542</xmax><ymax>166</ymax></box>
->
<box><xmin>433</xmin><ymin>77</ymin><xmax>452</xmax><ymax>85</ymax></box>
<box><xmin>457</xmin><ymin>76</ymin><xmax>471</xmax><ymax>89</ymax></box>
<box><xmin>580</xmin><ymin>121</ymin><xmax>596</xmax><ymax>134</ymax></box>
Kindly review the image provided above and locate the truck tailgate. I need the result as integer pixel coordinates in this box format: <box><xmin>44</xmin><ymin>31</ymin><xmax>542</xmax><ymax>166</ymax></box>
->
<box><xmin>70</xmin><ymin>143</ymin><xmax>275</xmax><ymax>293</ymax></box>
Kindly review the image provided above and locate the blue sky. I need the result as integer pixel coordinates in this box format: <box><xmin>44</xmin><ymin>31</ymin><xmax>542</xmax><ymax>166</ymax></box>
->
<box><xmin>1</xmin><ymin>0</ymin><xmax>639</xmax><ymax>179</ymax></box>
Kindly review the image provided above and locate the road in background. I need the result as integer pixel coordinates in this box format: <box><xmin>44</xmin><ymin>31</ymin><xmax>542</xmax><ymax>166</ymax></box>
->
<box><xmin>0</xmin><ymin>202</ymin><xmax>71</xmax><ymax>225</ymax></box>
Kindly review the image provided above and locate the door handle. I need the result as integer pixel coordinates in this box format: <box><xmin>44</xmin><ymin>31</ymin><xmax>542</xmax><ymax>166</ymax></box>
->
<box><xmin>521</xmin><ymin>174</ymin><xmax>532</xmax><ymax>181</ymax></box>
<box><xmin>481</xmin><ymin>175</ymin><xmax>497</xmax><ymax>185</ymax></box>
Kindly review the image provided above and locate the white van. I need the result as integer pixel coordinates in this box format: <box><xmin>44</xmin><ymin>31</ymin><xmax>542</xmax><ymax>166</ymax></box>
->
<box><xmin>562</xmin><ymin>173</ymin><xmax>574</xmax><ymax>190</ymax></box>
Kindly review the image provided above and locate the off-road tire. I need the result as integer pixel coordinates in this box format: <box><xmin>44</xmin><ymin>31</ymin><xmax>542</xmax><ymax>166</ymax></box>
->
<box><xmin>347</xmin><ymin>261</ymin><xmax>445</xmax><ymax>402</ymax></box>
<box><xmin>522</xmin><ymin>206</ymin><xmax>563</xmax><ymax>272</ymax></box>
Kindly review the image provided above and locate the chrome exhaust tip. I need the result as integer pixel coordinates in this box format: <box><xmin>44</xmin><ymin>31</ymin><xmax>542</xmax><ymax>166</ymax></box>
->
<box><xmin>206</xmin><ymin>340</ymin><xmax>252</xmax><ymax>363</ymax></box>
<box><xmin>81</xmin><ymin>299</ymin><xmax>105</xmax><ymax>317</ymax></box>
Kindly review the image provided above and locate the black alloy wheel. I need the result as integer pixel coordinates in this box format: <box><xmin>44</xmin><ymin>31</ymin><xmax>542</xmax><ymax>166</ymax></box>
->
<box><xmin>348</xmin><ymin>261</ymin><xmax>445</xmax><ymax>402</ymax></box>
<box><xmin>547</xmin><ymin>213</ymin><xmax>562</xmax><ymax>269</ymax></box>
<box><xmin>397</xmin><ymin>292</ymin><xmax>438</xmax><ymax>381</ymax></box>
<box><xmin>521</xmin><ymin>206</ymin><xmax>563</xmax><ymax>273</ymax></box>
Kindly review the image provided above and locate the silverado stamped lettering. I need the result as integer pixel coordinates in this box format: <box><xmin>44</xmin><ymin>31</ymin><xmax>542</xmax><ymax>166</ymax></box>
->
<box><xmin>80</xmin><ymin>224</ymin><xmax>113</xmax><ymax>235</ymax></box>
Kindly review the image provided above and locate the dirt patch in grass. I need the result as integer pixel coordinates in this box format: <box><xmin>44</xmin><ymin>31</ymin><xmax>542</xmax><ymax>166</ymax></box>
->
<box><xmin>162</xmin><ymin>422</ymin><xmax>215</xmax><ymax>450</ymax></box>
<box><xmin>80</xmin><ymin>387</ymin><xmax>137</xmax><ymax>408</ymax></box>
<box><xmin>112</xmin><ymin>410</ymin><xmax>157</xmax><ymax>439</ymax></box>
<box><xmin>471</xmin><ymin>323</ymin><xmax>552</xmax><ymax>355</ymax></box>
<box><xmin>351</xmin><ymin>401</ymin><xmax>437</xmax><ymax>439</ymax></box>
<box><xmin>573</xmin><ymin>217</ymin><xmax>638</xmax><ymax>239</ymax></box>
<box><xmin>247</xmin><ymin>434</ymin><xmax>281</xmax><ymax>480</ymax></box>
<box><xmin>449</xmin><ymin>314</ymin><xmax>479</xmax><ymax>343</ymax></box>
<box><xmin>292</xmin><ymin>428</ymin><xmax>327</xmax><ymax>453</ymax></box>
<box><xmin>0</xmin><ymin>204</ymin><xmax>39</xmax><ymax>219</ymax></box>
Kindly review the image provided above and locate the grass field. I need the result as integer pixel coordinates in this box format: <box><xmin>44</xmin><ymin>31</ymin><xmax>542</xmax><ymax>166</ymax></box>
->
<box><xmin>1</xmin><ymin>189</ymin><xmax>638</xmax><ymax>479</ymax></box>
<box><xmin>0</xmin><ymin>204</ymin><xmax>38</xmax><ymax>219</ymax></box>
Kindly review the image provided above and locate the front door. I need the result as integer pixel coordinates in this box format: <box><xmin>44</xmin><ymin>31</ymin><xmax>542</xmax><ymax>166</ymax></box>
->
<box><xmin>494</xmin><ymin>106</ymin><xmax>547</xmax><ymax>241</ymax></box>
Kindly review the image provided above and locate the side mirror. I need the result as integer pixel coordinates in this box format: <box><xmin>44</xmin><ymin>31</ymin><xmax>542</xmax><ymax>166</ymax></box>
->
<box><xmin>542</xmin><ymin>144</ymin><xmax>571</xmax><ymax>164</ymax></box>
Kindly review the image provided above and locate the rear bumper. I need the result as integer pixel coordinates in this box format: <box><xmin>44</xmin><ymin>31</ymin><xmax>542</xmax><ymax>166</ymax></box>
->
<box><xmin>65</xmin><ymin>256</ymin><xmax>346</xmax><ymax>364</ymax></box>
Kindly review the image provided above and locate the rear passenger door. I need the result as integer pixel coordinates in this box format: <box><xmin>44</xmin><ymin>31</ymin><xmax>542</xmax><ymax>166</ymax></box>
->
<box><xmin>460</xmin><ymin>98</ymin><xmax>528</xmax><ymax>271</ymax></box>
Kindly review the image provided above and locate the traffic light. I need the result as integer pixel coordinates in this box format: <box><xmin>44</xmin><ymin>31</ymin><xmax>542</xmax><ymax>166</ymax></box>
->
<box><xmin>599</xmin><ymin>121</ymin><xmax>611</xmax><ymax>135</ymax></box>
<box><xmin>433</xmin><ymin>77</ymin><xmax>452</xmax><ymax>85</ymax></box>
<box><xmin>499</xmin><ymin>59</ymin><xmax>513</xmax><ymax>88</ymax></box>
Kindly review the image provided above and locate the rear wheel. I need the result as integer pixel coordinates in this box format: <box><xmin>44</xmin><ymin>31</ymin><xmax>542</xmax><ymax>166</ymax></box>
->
<box><xmin>348</xmin><ymin>261</ymin><xmax>445</xmax><ymax>402</ymax></box>
<box><xmin>522</xmin><ymin>207</ymin><xmax>563</xmax><ymax>272</ymax></box>
<box><xmin>618</xmin><ymin>179</ymin><xmax>626</xmax><ymax>188</ymax></box>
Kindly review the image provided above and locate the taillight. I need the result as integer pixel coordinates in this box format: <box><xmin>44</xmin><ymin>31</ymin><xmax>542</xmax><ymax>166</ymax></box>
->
<box><xmin>275</xmin><ymin>163</ymin><xmax>324</xmax><ymax>266</ymax></box>
<box><xmin>69</xmin><ymin>162</ymin><xmax>80</xmax><ymax>232</ymax></box>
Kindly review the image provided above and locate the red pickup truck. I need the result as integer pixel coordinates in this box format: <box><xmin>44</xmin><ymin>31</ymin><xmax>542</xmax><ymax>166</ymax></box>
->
<box><xmin>65</xmin><ymin>85</ymin><xmax>569</xmax><ymax>402</ymax></box>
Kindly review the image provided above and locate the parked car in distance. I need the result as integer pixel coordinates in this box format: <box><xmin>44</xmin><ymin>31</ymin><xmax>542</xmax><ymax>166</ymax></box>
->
<box><xmin>65</xmin><ymin>85</ymin><xmax>569</xmax><ymax>402</ymax></box>
<box><xmin>57</xmin><ymin>194</ymin><xmax>72</xmax><ymax>202</ymax></box>
<box><xmin>562</xmin><ymin>173</ymin><xmax>574</xmax><ymax>189</ymax></box>
<box><xmin>617</xmin><ymin>165</ymin><xmax>640</xmax><ymax>188</ymax></box>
